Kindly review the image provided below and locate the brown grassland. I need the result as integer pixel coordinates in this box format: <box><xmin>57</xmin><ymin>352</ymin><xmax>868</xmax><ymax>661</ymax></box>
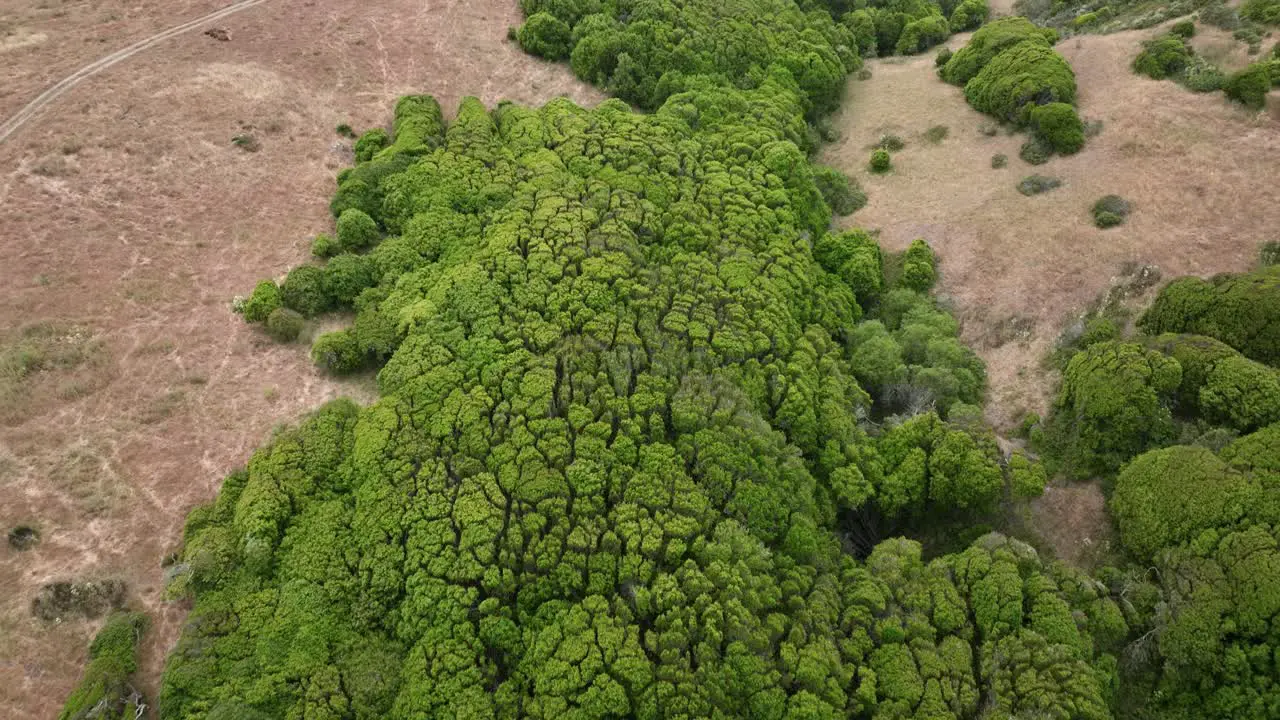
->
<box><xmin>0</xmin><ymin>1</ymin><xmax>599</xmax><ymax>716</ymax></box>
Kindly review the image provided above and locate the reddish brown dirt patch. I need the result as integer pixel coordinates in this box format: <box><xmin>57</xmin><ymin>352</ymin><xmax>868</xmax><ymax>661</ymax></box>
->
<box><xmin>0</xmin><ymin>1</ymin><xmax>602</xmax><ymax>717</ymax></box>
<box><xmin>820</xmin><ymin>27</ymin><xmax>1279</xmax><ymax>431</ymax></box>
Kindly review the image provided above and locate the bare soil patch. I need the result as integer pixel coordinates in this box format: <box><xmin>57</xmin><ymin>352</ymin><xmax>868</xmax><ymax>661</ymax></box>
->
<box><xmin>0</xmin><ymin>1</ymin><xmax>601</xmax><ymax>717</ymax></box>
<box><xmin>820</xmin><ymin>27</ymin><xmax>1279</xmax><ymax>432</ymax></box>
<box><xmin>1029</xmin><ymin>479</ymin><xmax>1117</xmax><ymax>569</ymax></box>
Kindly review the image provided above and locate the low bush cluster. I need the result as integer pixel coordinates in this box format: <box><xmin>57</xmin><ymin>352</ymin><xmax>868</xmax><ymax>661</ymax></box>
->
<box><xmin>1091</xmin><ymin>194</ymin><xmax>1130</xmax><ymax>228</ymax></box>
<box><xmin>1017</xmin><ymin>174</ymin><xmax>1062</xmax><ymax>195</ymax></box>
<box><xmin>58</xmin><ymin>612</ymin><xmax>149</xmax><ymax>720</ymax></box>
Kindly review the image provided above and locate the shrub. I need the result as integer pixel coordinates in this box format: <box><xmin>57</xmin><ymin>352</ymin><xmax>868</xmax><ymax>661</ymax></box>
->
<box><xmin>1019</xmin><ymin>137</ymin><xmax>1052</xmax><ymax>164</ymax></box>
<box><xmin>876</xmin><ymin>133</ymin><xmax>905</xmax><ymax>150</ymax></box>
<box><xmin>1170</xmin><ymin>19</ymin><xmax>1196</xmax><ymax>38</ymax></box>
<box><xmin>1110</xmin><ymin>445</ymin><xmax>1255</xmax><ymax>559</ymax></box>
<box><xmin>1029</xmin><ymin>102</ymin><xmax>1084</xmax><ymax>154</ymax></box>
<box><xmin>58</xmin><ymin>611</ymin><xmax>149</xmax><ymax>720</ymax></box>
<box><xmin>517</xmin><ymin>12</ymin><xmax>573</xmax><ymax>60</ymax></box>
<box><xmin>335</xmin><ymin>123</ymin><xmax>356</xmax><ymax>138</ymax></box>
<box><xmin>265</xmin><ymin>308</ymin><xmax>305</xmax><ymax>342</ymax></box>
<box><xmin>322</xmin><ymin>253</ymin><xmax>378</xmax><ymax>306</ymax></box>
<box><xmin>1008</xmin><ymin>450</ymin><xmax>1047</xmax><ymax>499</ymax></box>
<box><xmin>815</xmin><ymin>229</ymin><xmax>883</xmax><ymax>302</ymax></box>
<box><xmin>239</xmin><ymin>280</ymin><xmax>281</xmax><ymax>323</ymax></box>
<box><xmin>1092</xmin><ymin>195</ymin><xmax>1130</xmax><ymax>228</ymax></box>
<box><xmin>964</xmin><ymin>40</ymin><xmax>1078</xmax><ymax>123</ymax></box>
<box><xmin>1260</xmin><ymin>240</ymin><xmax>1280</xmax><ymax>266</ymax></box>
<box><xmin>896</xmin><ymin>15</ymin><xmax>951</xmax><ymax>55</ymax></box>
<box><xmin>352</xmin><ymin>128</ymin><xmax>390</xmax><ymax>162</ymax></box>
<box><xmin>311</xmin><ymin>232</ymin><xmax>338</xmax><ymax>258</ymax></box>
<box><xmin>1132</xmin><ymin>34</ymin><xmax>1193</xmax><ymax>80</ymax></box>
<box><xmin>1043</xmin><ymin>341</ymin><xmax>1181</xmax><ymax>477</ymax></box>
<box><xmin>1179</xmin><ymin>56</ymin><xmax>1227</xmax><ymax>92</ymax></box>
<box><xmin>1225</xmin><ymin>62</ymin><xmax>1273</xmax><ymax>108</ymax></box>
<box><xmin>991</xmin><ymin>153</ymin><xmax>1008</xmax><ymax>168</ymax></box>
<box><xmin>1199</xmin><ymin>1</ymin><xmax>1240</xmax><ymax>29</ymax></box>
<box><xmin>280</xmin><ymin>265</ymin><xmax>330</xmax><ymax>317</ymax></box>
<box><xmin>936</xmin><ymin>47</ymin><xmax>954</xmax><ymax>68</ymax></box>
<box><xmin>870</xmin><ymin>148</ymin><xmax>893</xmax><ymax>173</ymax></box>
<box><xmin>336</xmin><ymin>208</ymin><xmax>380</xmax><ymax>252</ymax></box>
<box><xmin>312</xmin><ymin>329</ymin><xmax>365</xmax><ymax>373</ymax></box>
<box><xmin>924</xmin><ymin>124</ymin><xmax>950</xmax><ymax>143</ymax></box>
<box><xmin>900</xmin><ymin>238</ymin><xmax>938</xmax><ymax>292</ymax></box>
<box><xmin>8</xmin><ymin>524</ymin><xmax>38</xmax><ymax>550</ymax></box>
<box><xmin>1017</xmin><ymin>174</ymin><xmax>1062</xmax><ymax>195</ymax></box>
<box><xmin>941</xmin><ymin>17</ymin><xmax>1060</xmax><ymax>86</ymax></box>
<box><xmin>812</xmin><ymin>165</ymin><xmax>867</xmax><ymax>215</ymax></box>
<box><xmin>950</xmin><ymin>0</ymin><xmax>989</xmax><ymax>31</ymax></box>
<box><xmin>1139</xmin><ymin>266</ymin><xmax>1280</xmax><ymax>365</ymax></box>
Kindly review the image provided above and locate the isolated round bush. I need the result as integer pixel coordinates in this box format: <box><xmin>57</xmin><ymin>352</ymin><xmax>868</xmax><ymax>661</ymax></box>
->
<box><xmin>1133</xmin><ymin>34</ymin><xmax>1192</xmax><ymax>80</ymax></box>
<box><xmin>265</xmin><ymin>308</ymin><xmax>305</xmax><ymax>342</ymax></box>
<box><xmin>1180</xmin><ymin>56</ymin><xmax>1226</xmax><ymax>92</ymax></box>
<box><xmin>870</xmin><ymin>148</ymin><xmax>892</xmax><ymax>173</ymax></box>
<box><xmin>1171</xmin><ymin>19</ymin><xmax>1196</xmax><ymax>38</ymax></box>
<box><xmin>8</xmin><ymin>525</ymin><xmax>39</xmax><ymax>551</ymax></box>
<box><xmin>963</xmin><ymin>41</ymin><xmax>1077</xmax><ymax>122</ymax></box>
<box><xmin>1092</xmin><ymin>195</ymin><xmax>1130</xmax><ymax>228</ymax></box>
<box><xmin>280</xmin><ymin>265</ymin><xmax>330</xmax><ymax>317</ymax></box>
<box><xmin>1029</xmin><ymin>102</ymin><xmax>1084</xmax><ymax>154</ymax></box>
<box><xmin>1017</xmin><ymin>174</ymin><xmax>1062</xmax><ymax>196</ymax></box>
<box><xmin>336</xmin><ymin>208</ymin><xmax>380</xmax><ymax>252</ymax></box>
<box><xmin>991</xmin><ymin>153</ymin><xmax>1008</xmax><ymax>168</ymax></box>
<box><xmin>239</xmin><ymin>280</ymin><xmax>281</xmax><ymax>323</ymax></box>
<box><xmin>518</xmin><ymin>12</ymin><xmax>573</xmax><ymax>61</ymax></box>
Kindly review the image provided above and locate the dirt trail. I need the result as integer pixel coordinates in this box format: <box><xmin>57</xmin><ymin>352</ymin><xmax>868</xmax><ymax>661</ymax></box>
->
<box><xmin>0</xmin><ymin>0</ymin><xmax>269</xmax><ymax>144</ymax></box>
<box><xmin>820</xmin><ymin>28</ymin><xmax>1279</xmax><ymax>431</ymax></box>
<box><xmin>0</xmin><ymin>1</ymin><xmax>601</xmax><ymax>717</ymax></box>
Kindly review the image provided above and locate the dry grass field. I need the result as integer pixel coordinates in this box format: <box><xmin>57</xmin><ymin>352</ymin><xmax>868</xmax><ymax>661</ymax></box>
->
<box><xmin>0</xmin><ymin>1</ymin><xmax>600</xmax><ymax>716</ymax></box>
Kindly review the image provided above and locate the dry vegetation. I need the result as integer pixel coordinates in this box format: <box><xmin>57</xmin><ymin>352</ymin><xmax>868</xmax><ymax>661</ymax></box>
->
<box><xmin>0</xmin><ymin>1</ymin><xmax>600</xmax><ymax>717</ymax></box>
<box><xmin>820</xmin><ymin>23</ymin><xmax>1279</xmax><ymax>432</ymax></box>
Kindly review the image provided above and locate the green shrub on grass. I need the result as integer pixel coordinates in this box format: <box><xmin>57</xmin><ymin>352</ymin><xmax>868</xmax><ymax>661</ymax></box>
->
<box><xmin>950</xmin><ymin>0</ymin><xmax>989</xmax><ymax>31</ymax></box>
<box><xmin>58</xmin><ymin>611</ymin><xmax>149</xmax><ymax>720</ymax></box>
<box><xmin>812</xmin><ymin>165</ymin><xmax>867</xmax><ymax>215</ymax></box>
<box><xmin>1092</xmin><ymin>195</ymin><xmax>1130</xmax><ymax>228</ymax></box>
<box><xmin>1017</xmin><ymin>174</ymin><xmax>1061</xmax><ymax>195</ymax></box>
<box><xmin>311</xmin><ymin>232</ymin><xmax>338</xmax><ymax>258</ymax></box>
<box><xmin>280</xmin><ymin>265</ymin><xmax>330</xmax><ymax>317</ymax></box>
<box><xmin>265</xmin><ymin>308</ymin><xmax>305</xmax><ymax>342</ymax></box>
<box><xmin>336</xmin><ymin>208</ymin><xmax>380</xmax><ymax>252</ymax></box>
<box><xmin>312</xmin><ymin>329</ymin><xmax>365</xmax><ymax>373</ymax></box>
<box><xmin>941</xmin><ymin>17</ymin><xmax>1060</xmax><ymax>86</ymax></box>
<box><xmin>1029</xmin><ymin>102</ymin><xmax>1084</xmax><ymax>154</ymax></box>
<box><xmin>991</xmin><ymin>153</ymin><xmax>1008</xmax><ymax>168</ymax></box>
<box><xmin>870</xmin><ymin>148</ymin><xmax>893</xmax><ymax>173</ymax></box>
<box><xmin>1179</xmin><ymin>56</ymin><xmax>1227</xmax><ymax>91</ymax></box>
<box><xmin>896</xmin><ymin>15</ymin><xmax>951</xmax><ymax>55</ymax></box>
<box><xmin>1225</xmin><ymin>62</ymin><xmax>1274</xmax><ymax>107</ymax></box>
<box><xmin>239</xmin><ymin>280</ymin><xmax>281</xmax><ymax>324</ymax></box>
<box><xmin>964</xmin><ymin>41</ymin><xmax>1078</xmax><ymax>122</ymax></box>
<box><xmin>900</xmin><ymin>238</ymin><xmax>938</xmax><ymax>292</ymax></box>
<box><xmin>1019</xmin><ymin>138</ymin><xmax>1052</xmax><ymax>164</ymax></box>
<box><xmin>517</xmin><ymin>12</ymin><xmax>573</xmax><ymax>60</ymax></box>
<box><xmin>1133</xmin><ymin>34</ymin><xmax>1193</xmax><ymax>80</ymax></box>
<box><xmin>1199</xmin><ymin>1</ymin><xmax>1241</xmax><ymax>28</ymax></box>
<box><xmin>936</xmin><ymin>46</ymin><xmax>954</xmax><ymax>68</ymax></box>
<box><xmin>1170</xmin><ymin>19</ymin><xmax>1197</xmax><ymax>38</ymax></box>
<box><xmin>877</xmin><ymin>133</ymin><xmax>906</xmax><ymax>150</ymax></box>
<box><xmin>1241</xmin><ymin>0</ymin><xmax>1280</xmax><ymax>25</ymax></box>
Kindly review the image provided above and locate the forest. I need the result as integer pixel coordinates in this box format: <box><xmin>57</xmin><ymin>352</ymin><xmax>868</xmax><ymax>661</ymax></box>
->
<box><xmin>54</xmin><ymin>0</ymin><xmax>1280</xmax><ymax>717</ymax></box>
